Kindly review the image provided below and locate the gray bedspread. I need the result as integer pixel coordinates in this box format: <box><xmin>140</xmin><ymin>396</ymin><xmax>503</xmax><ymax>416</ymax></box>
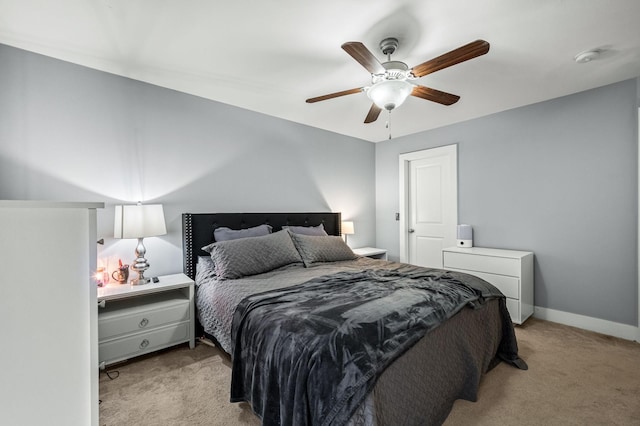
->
<box><xmin>228</xmin><ymin>263</ymin><xmax>524</xmax><ymax>426</ymax></box>
<box><xmin>196</xmin><ymin>257</ymin><xmax>385</xmax><ymax>354</ymax></box>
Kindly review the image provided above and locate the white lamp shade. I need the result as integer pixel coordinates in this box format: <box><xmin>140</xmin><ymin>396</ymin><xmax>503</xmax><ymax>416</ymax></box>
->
<box><xmin>366</xmin><ymin>80</ymin><xmax>413</xmax><ymax>111</ymax></box>
<box><xmin>341</xmin><ymin>221</ymin><xmax>355</xmax><ymax>235</ymax></box>
<box><xmin>114</xmin><ymin>204</ymin><xmax>167</xmax><ymax>239</ymax></box>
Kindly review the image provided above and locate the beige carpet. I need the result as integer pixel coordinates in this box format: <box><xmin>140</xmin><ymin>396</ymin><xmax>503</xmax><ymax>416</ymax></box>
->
<box><xmin>99</xmin><ymin>318</ymin><xmax>640</xmax><ymax>425</ymax></box>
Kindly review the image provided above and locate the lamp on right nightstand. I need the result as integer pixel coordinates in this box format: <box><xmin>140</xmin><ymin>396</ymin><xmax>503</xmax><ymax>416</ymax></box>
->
<box><xmin>341</xmin><ymin>221</ymin><xmax>354</xmax><ymax>245</ymax></box>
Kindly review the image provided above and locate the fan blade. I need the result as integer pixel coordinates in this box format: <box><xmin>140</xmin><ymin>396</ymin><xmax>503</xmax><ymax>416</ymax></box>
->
<box><xmin>411</xmin><ymin>40</ymin><xmax>490</xmax><ymax>78</ymax></box>
<box><xmin>411</xmin><ymin>85</ymin><xmax>460</xmax><ymax>105</ymax></box>
<box><xmin>364</xmin><ymin>104</ymin><xmax>382</xmax><ymax>123</ymax></box>
<box><xmin>306</xmin><ymin>87</ymin><xmax>364</xmax><ymax>103</ymax></box>
<box><xmin>342</xmin><ymin>42</ymin><xmax>386</xmax><ymax>74</ymax></box>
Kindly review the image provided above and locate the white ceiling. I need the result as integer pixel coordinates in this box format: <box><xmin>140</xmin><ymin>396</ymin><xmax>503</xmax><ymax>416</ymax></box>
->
<box><xmin>1</xmin><ymin>0</ymin><xmax>639</xmax><ymax>142</ymax></box>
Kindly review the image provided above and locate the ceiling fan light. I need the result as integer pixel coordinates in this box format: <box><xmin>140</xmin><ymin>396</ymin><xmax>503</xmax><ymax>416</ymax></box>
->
<box><xmin>367</xmin><ymin>80</ymin><xmax>413</xmax><ymax>111</ymax></box>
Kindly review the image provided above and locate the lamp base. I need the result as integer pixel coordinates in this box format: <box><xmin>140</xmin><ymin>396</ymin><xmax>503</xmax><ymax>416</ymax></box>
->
<box><xmin>130</xmin><ymin>237</ymin><xmax>151</xmax><ymax>285</ymax></box>
<box><xmin>131</xmin><ymin>275</ymin><xmax>151</xmax><ymax>286</ymax></box>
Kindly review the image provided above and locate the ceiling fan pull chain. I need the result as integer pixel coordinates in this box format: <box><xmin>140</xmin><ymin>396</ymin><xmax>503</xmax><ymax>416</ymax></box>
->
<box><xmin>387</xmin><ymin>110</ymin><xmax>392</xmax><ymax>139</ymax></box>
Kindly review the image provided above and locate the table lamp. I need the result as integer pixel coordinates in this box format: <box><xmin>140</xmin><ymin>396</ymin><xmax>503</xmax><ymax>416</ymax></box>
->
<box><xmin>341</xmin><ymin>221</ymin><xmax>355</xmax><ymax>245</ymax></box>
<box><xmin>114</xmin><ymin>203</ymin><xmax>167</xmax><ymax>285</ymax></box>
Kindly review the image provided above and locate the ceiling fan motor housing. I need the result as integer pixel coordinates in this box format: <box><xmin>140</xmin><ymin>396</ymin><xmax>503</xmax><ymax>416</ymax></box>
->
<box><xmin>383</xmin><ymin>61</ymin><xmax>409</xmax><ymax>74</ymax></box>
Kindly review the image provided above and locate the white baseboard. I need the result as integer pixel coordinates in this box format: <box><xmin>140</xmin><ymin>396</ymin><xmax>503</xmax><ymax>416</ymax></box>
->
<box><xmin>533</xmin><ymin>306</ymin><xmax>639</xmax><ymax>342</ymax></box>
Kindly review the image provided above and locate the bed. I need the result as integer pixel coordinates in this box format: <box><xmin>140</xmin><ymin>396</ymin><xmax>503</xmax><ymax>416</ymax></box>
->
<box><xmin>182</xmin><ymin>212</ymin><xmax>526</xmax><ymax>426</ymax></box>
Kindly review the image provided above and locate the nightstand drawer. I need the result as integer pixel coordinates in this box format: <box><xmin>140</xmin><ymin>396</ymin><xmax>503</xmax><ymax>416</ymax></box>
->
<box><xmin>443</xmin><ymin>252</ymin><xmax>520</xmax><ymax>277</ymax></box>
<box><xmin>99</xmin><ymin>298</ymin><xmax>190</xmax><ymax>340</ymax></box>
<box><xmin>99</xmin><ymin>322</ymin><xmax>189</xmax><ymax>363</ymax></box>
<box><xmin>97</xmin><ymin>273</ymin><xmax>196</xmax><ymax>367</ymax></box>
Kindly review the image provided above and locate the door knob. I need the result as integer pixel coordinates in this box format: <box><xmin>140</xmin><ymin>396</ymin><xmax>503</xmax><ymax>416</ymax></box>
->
<box><xmin>408</xmin><ymin>228</ymin><xmax>415</xmax><ymax>233</ymax></box>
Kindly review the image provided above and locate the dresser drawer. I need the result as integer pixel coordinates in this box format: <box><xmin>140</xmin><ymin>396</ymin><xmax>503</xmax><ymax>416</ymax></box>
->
<box><xmin>99</xmin><ymin>322</ymin><xmax>189</xmax><ymax>364</ymax></box>
<box><xmin>505</xmin><ymin>298</ymin><xmax>520</xmax><ymax>322</ymax></box>
<box><xmin>450</xmin><ymin>269</ymin><xmax>519</xmax><ymax>299</ymax></box>
<box><xmin>443</xmin><ymin>252</ymin><xmax>520</xmax><ymax>277</ymax></box>
<box><xmin>443</xmin><ymin>247</ymin><xmax>533</xmax><ymax>325</ymax></box>
<box><xmin>99</xmin><ymin>298</ymin><xmax>190</xmax><ymax>340</ymax></box>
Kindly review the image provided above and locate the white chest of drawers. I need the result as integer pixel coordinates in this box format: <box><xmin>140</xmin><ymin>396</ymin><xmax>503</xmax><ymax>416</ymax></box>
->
<box><xmin>97</xmin><ymin>273</ymin><xmax>195</xmax><ymax>367</ymax></box>
<box><xmin>442</xmin><ymin>247</ymin><xmax>534</xmax><ymax>324</ymax></box>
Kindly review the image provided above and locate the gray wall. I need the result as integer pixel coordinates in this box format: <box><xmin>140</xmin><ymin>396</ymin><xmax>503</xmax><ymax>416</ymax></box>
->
<box><xmin>2</xmin><ymin>43</ymin><xmax>637</xmax><ymax>327</ymax></box>
<box><xmin>0</xmin><ymin>44</ymin><xmax>376</xmax><ymax>277</ymax></box>
<box><xmin>376</xmin><ymin>79</ymin><xmax>639</xmax><ymax>326</ymax></box>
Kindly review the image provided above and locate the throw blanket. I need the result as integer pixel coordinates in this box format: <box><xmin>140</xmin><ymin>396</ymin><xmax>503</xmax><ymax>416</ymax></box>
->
<box><xmin>230</xmin><ymin>266</ymin><xmax>524</xmax><ymax>426</ymax></box>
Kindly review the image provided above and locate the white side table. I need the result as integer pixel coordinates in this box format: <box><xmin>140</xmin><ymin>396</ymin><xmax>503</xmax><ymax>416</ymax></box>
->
<box><xmin>97</xmin><ymin>273</ymin><xmax>195</xmax><ymax>367</ymax></box>
<box><xmin>353</xmin><ymin>247</ymin><xmax>388</xmax><ymax>260</ymax></box>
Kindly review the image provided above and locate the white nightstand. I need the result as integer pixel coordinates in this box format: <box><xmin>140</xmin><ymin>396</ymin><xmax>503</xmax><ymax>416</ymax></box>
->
<box><xmin>97</xmin><ymin>273</ymin><xmax>195</xmax><ymax>368</ymax></box>
<box><xmin>353</xmin><ymin>247</ymin><xmax>388</xmax><ymax>260</ymax></box>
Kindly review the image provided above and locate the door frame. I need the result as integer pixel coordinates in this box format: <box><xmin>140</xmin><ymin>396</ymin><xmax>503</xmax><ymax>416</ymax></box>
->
<box><xmin>398</xmin><ymin>144</ymin><xmax>458</xmax><ymax>263</ymax></box>
<box><xmin>637</xmin><ymin>107</ymin><xmax>640</xmax><ymax>342</ymax></box>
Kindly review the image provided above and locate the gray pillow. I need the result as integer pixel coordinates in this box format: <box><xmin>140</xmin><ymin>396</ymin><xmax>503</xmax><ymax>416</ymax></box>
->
<box><xmin>195</xmin><ymin>256</ymin><xmax>216</xmax><ymax>285</ymax></box>
<box><xmin>282</xmin><ymin>223</ymin><xmax>328</xmax><ymax>236</ymax></box>
<box><xmin>208</xmin><ymin>230</ymin><xmax>302</xmax><ymax>279</ymax></box>
<box><xmin>289</xmin><ymin>232</ymin><xmax>357</xmax><ymax>267</ymax></box>
<box><xmin>213</xmin><ymin>224</ymin><xmax>272</xmax><ymax>242</ymax></box>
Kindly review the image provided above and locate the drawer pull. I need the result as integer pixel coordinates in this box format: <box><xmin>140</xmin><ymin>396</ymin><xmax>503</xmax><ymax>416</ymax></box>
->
<box><xmin>139</xmin><ymin>318</ymin><xmax>149</xmax><ymax>328</ymax></box>
<box><xmin>139</xmin><ymin>339</ymin><xmax>150</xmax><ymax>349</ymax></box>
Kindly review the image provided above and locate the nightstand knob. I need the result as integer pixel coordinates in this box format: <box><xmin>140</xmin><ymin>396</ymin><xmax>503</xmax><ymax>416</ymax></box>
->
<box><xmin>139</xmin><ymin>339</ymin><xmax>149</xmax><ymax>349</ymax></box>
<box><xmin>139</xmin><ymin>318</ymin><xmax>149</xmax><ymax>328</ymax></box>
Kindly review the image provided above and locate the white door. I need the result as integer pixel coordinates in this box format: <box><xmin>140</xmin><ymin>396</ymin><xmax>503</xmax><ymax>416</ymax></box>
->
<box><xmin>399</xmin><ymin>145</ymin><xmax>457</xmax><ymax>267</ymax></box>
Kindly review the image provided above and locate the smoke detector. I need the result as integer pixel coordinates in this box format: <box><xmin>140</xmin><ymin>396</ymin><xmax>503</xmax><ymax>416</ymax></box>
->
<box><xmin>574</xmin><ymin>49</ymin><xmax>601</xmax><ymax>63</ymax></box>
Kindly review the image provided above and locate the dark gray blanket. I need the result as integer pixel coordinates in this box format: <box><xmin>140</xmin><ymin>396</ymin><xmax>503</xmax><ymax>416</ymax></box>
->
<box><xmin>230</xmin><ymin>265</ymin><xmax>525</xmax><ymax>426</ymax></box>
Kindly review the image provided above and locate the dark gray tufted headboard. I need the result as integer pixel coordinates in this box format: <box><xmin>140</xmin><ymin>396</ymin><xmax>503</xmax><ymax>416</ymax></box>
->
<box><xmin>182</xmin><ymin>212</ymin><xmax>342</xmax><ymax>280</ymax></box>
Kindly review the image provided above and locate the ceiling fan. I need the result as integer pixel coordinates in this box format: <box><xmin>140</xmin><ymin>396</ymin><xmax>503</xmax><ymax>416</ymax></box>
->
<box><xmin>306</xmin><ymin>38</ymin><xmax>490</xmax><ymax>124</ymax></box>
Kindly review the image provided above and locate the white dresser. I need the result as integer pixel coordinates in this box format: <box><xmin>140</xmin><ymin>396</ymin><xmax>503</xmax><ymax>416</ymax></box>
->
<box><xmin>97</xmin><ymin>273</ymin><xmax>195</xmax><ymax>367</ymax></box>
<box><xmin>442</xmin><ymin>247</ymin><xmax>534</xmax><ymax>324</ymax></box>
<box><xmin>0</xmin><ymin>201</ymin><xmax>103</xmax><ymax>426</ymax></box>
